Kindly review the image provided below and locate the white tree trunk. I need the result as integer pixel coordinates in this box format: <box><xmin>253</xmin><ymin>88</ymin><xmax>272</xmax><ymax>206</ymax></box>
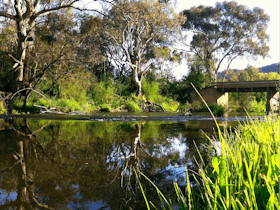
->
<box><xmin>132</xmin><ymin>67</ymin><xmax>142</xmax><ymax>96</ymax></box>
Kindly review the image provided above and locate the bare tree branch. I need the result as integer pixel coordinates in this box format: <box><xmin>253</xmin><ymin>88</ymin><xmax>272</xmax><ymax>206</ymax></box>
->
<box><xmin>0</xmin><ymin>11</ymin><xmax>17</xmax><ymax>20</ymax></box>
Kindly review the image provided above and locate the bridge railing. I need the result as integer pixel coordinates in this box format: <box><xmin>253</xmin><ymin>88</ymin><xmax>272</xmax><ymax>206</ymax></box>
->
<box><xmin>211</xmin><ymin>80</ymin><xmax>279</xmax><ymax>89</ymax></box>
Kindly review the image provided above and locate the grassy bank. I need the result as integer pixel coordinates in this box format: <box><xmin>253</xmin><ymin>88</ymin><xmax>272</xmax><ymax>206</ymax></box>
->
<box><xmin>6</xmin><ymin>92</ymin><xmax>180</xmax><ymax>114</ymax></box>
<box><xmin>137</xmin><ymin>116</ymin><xmax>279</xmax><ymax>209</ymax></box>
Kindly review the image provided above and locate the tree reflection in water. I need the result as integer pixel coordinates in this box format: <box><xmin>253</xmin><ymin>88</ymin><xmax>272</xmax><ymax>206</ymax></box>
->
<box><xmin>0</xmin><ymin>118</ymin><xmax>215</xmax><ymax>209</ymax></box>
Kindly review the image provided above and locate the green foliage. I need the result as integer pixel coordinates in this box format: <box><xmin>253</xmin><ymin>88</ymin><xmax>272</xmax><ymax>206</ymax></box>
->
<box><xmin>199</xmin><ymin>103</ymin><xmax>226</xmax><ymax>116</ymax></box>
<box><xmin>249</xmin><ymin>100</ymin><xmax>266</xmax><ymax>113</ymax></box>
<box><xmin>159</xmin><ymin>97</ymin><xmax>179</xmax><ymax>112</ymax></box>
<box><xmin>124</xmin><ymin>99</ymin><xmax>142</xmax><ymax>112</ymax></box>
<box><xmin>190</xmin><ymin>101</ymin><xmax>203</xmax><ymax>111</ymax></box>
<box><xmin>140</xmin><ymin>75</ymin><xmax>180</xmax><ymax>112</ymax></box>
<box><xmin>39</xmin><ymin>77</ymin><xmax>54</xmax><ymax>93</ymax></box>
<box><xmin>89</xmin><ymin>79</ymin><xmax>117</xmax><ymax>105</ymax></box>
<box><xmin>142</xmin><ymin>79</ymin><xmax>160</xmax><ymax>101</ymax></box>
<box><xmin>54</xmin><ymin>98</ymin><xmax>83</xmax><ymax>112</ymax></box>
<box><xmin>0</xmin><ymin>101</ymin><xmax>7</xmax><ymax>114</ymax></box>
<box><xmin>162</xmin><ymin>59</ymin><xmax>213</xmax><ymax>105</ymax></box>
<box><xmin>138</xmin><ymin>116</ymin><xmax>279</xmax><ymax>209</ymax></box>
<box><xmin>13</xmin><ymin>100</ymin><xmax>25</xmax><ymax>112</ymax></box>
<box><xmin>228</xmin><ymin>67</ymin><xmax>280</xmax><ymax>82</ymax></box>
<box><xmin>32</xmin><ymin>97</ymin><xmax>97</xmax><ymax>113</ymax></box>
<box><xmin>59</xmin><ymin>72</ymin><xmax>91</xmax><ymax>102</ymax></box>
<box><xmin>229</xmin><ymin>92</ymin><xmax>268</xmax><ymax>113</ymax></box>
<box><xmin>183</xmin><ymin>2</ymin><xmax>270</xmax><ymax>80</ymax></box>
<box><xmin>99</xmin><ymin>103</ymin><xmax>111</xmax><ymax>112</ymax></box>
<box><xmin>186</xmin><ymin>60</ymin><xmax>210</xmax><ymax>89</ymax></box>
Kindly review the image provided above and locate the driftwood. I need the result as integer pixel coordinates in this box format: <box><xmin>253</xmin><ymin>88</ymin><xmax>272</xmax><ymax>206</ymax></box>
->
<box><xmin>7</xmin><ymin>87</ymin><xmax>83</xmax><ymax>115</ymax></box>
<box><xmin>141</xmin><ymin>100</ymin><xmax>165</xmax><ymax>112</ymax></box>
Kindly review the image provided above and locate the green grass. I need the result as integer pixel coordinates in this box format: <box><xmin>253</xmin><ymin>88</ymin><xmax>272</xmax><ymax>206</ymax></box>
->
<box><xmin>136</xmin><ymin>84</ymin><xmax>279</xmax><ymax>209</ymax></box>
<box><xmin>136</xmin><ymin>116</ymin><xmax>279</xmax><ymax>210</ymax></box>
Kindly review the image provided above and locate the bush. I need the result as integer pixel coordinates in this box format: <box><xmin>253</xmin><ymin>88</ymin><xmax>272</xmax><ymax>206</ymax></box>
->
<box><xmin>89</xmin><ymin>79</ymin><xmax>116</xmax><ymax>105</ymax></box>
<box><xmin>125</xmin><ymin>99</ymin><xmax>141</xmax><ymax>112</ymax></box>
<box><xmin>200</xmin><ymin>103</ymin><xmax>226</xmax><ymax>116</ymax></box>
<box><xmin>51</xmin><ymin>98</ymin><xmax>82</xmax><ymax>112</ymax></box>
<box><xmin>0</xmin><ymin>100</ymin><xmax>7</xmax><ymax>114</ymax></box>
<box><xmin>249</xmin><ymin>99</ymin><xmax>266</xmax><ymax>113</ymax></box>
<box><xmin>142</xmin><ymin>79</ymin><xmax>160</xmax><ymax>101</ymax></box>
<box><xmin>161</xmin><ymin>97</ymin><xmax>180</xmax><ymax>112</ymax></box>
<box><xmin>59</xmin><ymin>72</ymin><xmax>91</xmax><ymax>102</ymax></box>
<box><xmin>99</xmin><ymin>103</ymin><xmax>111</xmax><ymax>112</ymax></box>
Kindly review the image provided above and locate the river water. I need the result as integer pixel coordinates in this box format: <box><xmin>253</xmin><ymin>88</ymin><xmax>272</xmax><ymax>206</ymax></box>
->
<box><xmin>0</xmin><ymin>112</ymin><xmax>256</xmax><ymax>209</ymax></box>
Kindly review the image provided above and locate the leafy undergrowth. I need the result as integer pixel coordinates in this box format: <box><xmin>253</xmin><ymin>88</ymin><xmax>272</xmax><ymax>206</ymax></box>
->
<box><xmin>11</xmin><ymin>93</ymin><xmax>179</xmax><ymax>114</ymax></box>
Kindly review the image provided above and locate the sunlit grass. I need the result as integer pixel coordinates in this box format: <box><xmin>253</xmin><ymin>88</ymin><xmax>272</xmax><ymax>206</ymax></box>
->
<box><xmin>136</xmin><ymin>116</ymin><xmax>279</xmax><ymax>210</ymax></box>
<box><xmin>136</xmin><ymin>84</ymin><xmax>279</xmax><ymax>209</ymax></box>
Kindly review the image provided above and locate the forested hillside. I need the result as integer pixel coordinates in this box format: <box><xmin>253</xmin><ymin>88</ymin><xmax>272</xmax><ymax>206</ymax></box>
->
<box><xmin>259</xmin><ymin>63</ymin><xmax>279</xmax><ymax>73</ymax></box>
<box><xmin>218</xmin><ymin>63</ymin><xmax>279</xmax><ymax>80</ymax></box>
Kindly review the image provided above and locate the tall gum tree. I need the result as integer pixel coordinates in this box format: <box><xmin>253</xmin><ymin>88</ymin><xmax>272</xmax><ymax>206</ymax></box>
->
<box><xmin>0</xmin><ymin>0</ymin><xmax>109</xmax><ymax>112</ymax></box>
<box><xmin>181</xmin><ymin>1</ymin><xmax>270</xmax><ymax>82</ymax></box>
<box><xmin>104</xmin><ymin>0</ymin><xmax>183</xmax><ymax>96</ymax></box>
<box><xmin>0</xmin><ymin>0</ymin><xmax>83</xmax><ymax>91</ymax></box>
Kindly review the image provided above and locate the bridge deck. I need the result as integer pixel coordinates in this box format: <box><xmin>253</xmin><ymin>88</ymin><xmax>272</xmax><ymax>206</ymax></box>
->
<box><xmin>212</xmin><ymin>80</ymin><xmax>279</xmax><ymax>92</ymax></box>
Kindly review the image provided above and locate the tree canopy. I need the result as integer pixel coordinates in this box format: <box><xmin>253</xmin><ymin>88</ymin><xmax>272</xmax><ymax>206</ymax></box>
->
<box><xmin>103</xmin><ymin>0</ymin><xmax>183</xmax><ymax>95</ymax></box>
<box><xmin>182</xmin><ymin>1</ymin><xmax>270</xmax><ymax>81</ymax></box>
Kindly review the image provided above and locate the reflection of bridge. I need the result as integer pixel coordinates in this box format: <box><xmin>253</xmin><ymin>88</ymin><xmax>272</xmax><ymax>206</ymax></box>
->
<box><xmin>191</xmin><ymin>80</ymin><xmax>279</xmax><ymax>114</ymax></box>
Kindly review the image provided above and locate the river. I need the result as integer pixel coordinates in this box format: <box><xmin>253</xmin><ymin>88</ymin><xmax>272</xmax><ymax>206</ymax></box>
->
<box><xmin>0</xmin><ymin>112</ymin><xmax>258</xmax><ymax>209</ymax></box>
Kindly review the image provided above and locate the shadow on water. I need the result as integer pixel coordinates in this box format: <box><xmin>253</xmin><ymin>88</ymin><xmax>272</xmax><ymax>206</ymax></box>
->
<box><xmin>0</xmin><ymin>113</ymin><xmax>253</xmax><ymax>209</ymax></box>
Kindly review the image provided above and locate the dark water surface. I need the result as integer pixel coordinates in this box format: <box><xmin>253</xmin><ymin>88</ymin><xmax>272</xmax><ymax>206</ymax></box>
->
<box><xmin>0</xmin><ymin>112</ymin><xmax>254</xmax><ymax>209</ymax></box>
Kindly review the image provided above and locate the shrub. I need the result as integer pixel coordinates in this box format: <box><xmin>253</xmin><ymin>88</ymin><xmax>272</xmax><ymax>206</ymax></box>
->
<box><xmin>142</xmin><ymin>79</ymin><xmax>160</xmax><ymax>101</ymax></box>
<box><xmin>59</xmin><ymin>81</ymin><xmax>88</xmax><ymax>101</ymax></box>
<box><xmin>125</xmin><ymin>99</ymin><xmax>141</xmax><ymax>112</ymax></box>
<box><xmin>99</xmin><ymin>103</ymin><xmax>111</xmax><ymax>112</ymax></box>
<box><xmin>89</xmin><ymin>79</ymin><xmax>116</xmax><ymax>104</ymax></box>
<box><xmin>161</xmin><ymin>99</ymin><xmax>180</xmax><ymax>112</ymax></box>
<box><xmin>200</xmin><ymin>103</ymin><xmax>226</xmax><ymax>116</ymax></box>
<box><xmin>249</xmin><ymin>99</ymin><xmax>266</xmax><ymax>113</ymax></box>
<box><xmin>52</xmin><ymin>98</ymin><xmax>83</xmax><ymax>112</ymax></box>
<box><xmin>0</xmin><ymin>100</ymin><xmax>7</xmax><ymax>114</ymax></box>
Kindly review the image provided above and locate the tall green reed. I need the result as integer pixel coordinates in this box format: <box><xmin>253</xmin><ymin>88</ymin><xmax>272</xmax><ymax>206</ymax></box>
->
<box><xmin>135</xmin><ymin>84</ymin><xmax>279</xmax><ymax>210</ymax></box>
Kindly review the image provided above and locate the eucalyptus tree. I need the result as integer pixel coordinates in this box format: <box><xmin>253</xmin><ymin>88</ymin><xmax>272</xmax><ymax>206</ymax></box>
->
<box><xmin>0</xmin><ymin>0</ymin><xmax>111</xmax><ymax>112</ymax></box>
<box><xmin>182</xmin><ymin>1</ymin><xmax>270</xmax><ymax>81</ymax></box>
<box><xmin>78</xmin><ymin>14</ymin><xmax>113</xmax><ymax>80</ymax></box>
<box><xmin>104</xmin><ymin>0</ymin><xmax>183</xmax><ymax>96</ymax></box>
<box><xmin>0</xmin><ymin>0</ymin><xmax>80</xmax><ymax>91</ymax></box>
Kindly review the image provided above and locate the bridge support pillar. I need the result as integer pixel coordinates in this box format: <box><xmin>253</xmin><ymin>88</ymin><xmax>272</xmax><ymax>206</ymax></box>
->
<box><xmin>266</xmin><ymin>88</ymin><xmax>277</xmax><ymax>115</ymax></box>
<box><xmin>191</xmin><ymin>87</ymin><xmax>228</xmax><ymax>107</ymax></box>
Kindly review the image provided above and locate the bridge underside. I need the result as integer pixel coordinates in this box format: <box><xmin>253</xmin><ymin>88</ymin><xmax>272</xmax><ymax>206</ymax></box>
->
<box><xmin>191</xmin><ymin>80</ymin><xmax>279</xmax><ymax>115</ymax></box>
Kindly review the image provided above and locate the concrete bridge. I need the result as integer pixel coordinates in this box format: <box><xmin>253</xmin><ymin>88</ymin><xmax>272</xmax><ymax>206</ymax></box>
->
<box><xmin>191</xmin><ymin>80</ymin><xmax>279</xmax><ymax>114</ymax></box>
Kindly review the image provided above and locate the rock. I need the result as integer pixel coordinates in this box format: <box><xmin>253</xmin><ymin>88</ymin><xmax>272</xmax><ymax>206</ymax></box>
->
<box><xmin>184</xmin><ymin>111</ymin><xmax>192</xmax><ymax>116</ymax></box>
<box><xmin>271</xmin><ymin>92</ymin><xmax>279</xmax><ymax>113</ymax></box>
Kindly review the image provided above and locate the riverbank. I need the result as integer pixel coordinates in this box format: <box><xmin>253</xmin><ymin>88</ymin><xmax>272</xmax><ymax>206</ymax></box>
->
<box><xmin>0</xmin><ymin>93</ymin><xmax>180</xmax><ymax>115</ymax></box>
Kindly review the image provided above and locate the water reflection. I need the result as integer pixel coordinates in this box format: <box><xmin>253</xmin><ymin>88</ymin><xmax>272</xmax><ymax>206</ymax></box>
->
<box><xmin>0</xmin><ymin>117</ymin><xmax>238</xmax><ymax>209</ymax></box>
